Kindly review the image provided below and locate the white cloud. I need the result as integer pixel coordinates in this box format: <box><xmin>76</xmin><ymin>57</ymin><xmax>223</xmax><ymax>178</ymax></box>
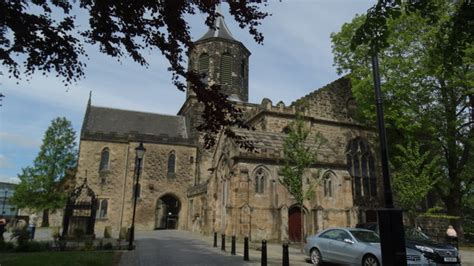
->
<box><xmin>0</xmin><ymin>174</ymin><xmax>19</xmax><ymax>184</ymax></box>
<box><xmin>0</xmin><ymin>154</ymin><xmax>15</xmax><ymax>169</ymax></box>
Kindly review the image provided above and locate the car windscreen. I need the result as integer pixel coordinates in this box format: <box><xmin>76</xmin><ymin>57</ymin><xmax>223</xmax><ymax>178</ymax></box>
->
<box><xmin>405</xmin><ymin>228</ymin><xmax>431</xmax><ymax>241</ymax></box>
<box><xmin>350</xmin><ymin>230</ymin><xmax>380</xmax><ymax>243</ymax></box>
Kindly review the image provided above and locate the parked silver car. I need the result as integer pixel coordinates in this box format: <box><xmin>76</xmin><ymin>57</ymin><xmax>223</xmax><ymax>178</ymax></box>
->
<box><xmin>304</xmin><ymin>227</ymin><xmax>433</xmax><ymax>266</ymax></box>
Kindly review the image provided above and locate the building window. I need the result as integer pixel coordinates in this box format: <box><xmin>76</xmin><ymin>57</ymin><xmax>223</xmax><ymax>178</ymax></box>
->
<box><xmin>168</xmin><ymin>151</ymin><xmax>176</xmax><ymax>174</ymax></box>
<box><xmin>96</xmin><ymin>199</ymin><xmax>108</xmax><ymax>218</ymax></box>
<box><xmin>99</xmin><ymin>148</ymin><xmax>110</xmax><ymax>172</ymax></box>
<box><xmin>241</xmin><ymin>59</ymin><xmax>246</xmax><ymax>77</ymax></box>
<box><xmin>133</xmin><ymin>183</ymin><xmax>141</xmax><ymax>198</ymax></box>
<box><xmin>220</xmin><ymin>53</ymin><xmax>232</xmax><ymax>85</ymax></box>
<box><xmin>323</xmin><ymin>173</ymin><xmax>333</xmax><ymax>197</ymax></box>
<box><xmin>255</xmin><ymin>168</ymin><xmax>267</xmax><ymax>194</ymax></box>
<box><xmin>346</xmin><ymin>138</ymin><xmax>377</xmax><ymax>198</ymax></box>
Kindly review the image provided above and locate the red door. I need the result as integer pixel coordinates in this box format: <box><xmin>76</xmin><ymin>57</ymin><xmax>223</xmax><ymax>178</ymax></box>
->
<box><xmin>289</xmin><ymin>207</ymin><xmax>302</xmax><ymax>242</ymax></box>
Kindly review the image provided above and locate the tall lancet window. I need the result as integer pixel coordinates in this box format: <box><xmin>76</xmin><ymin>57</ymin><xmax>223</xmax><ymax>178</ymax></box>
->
<box><xmin>168</xmin><ymin>151</ymin><xmax>176</xmax><ymax>176</ymax></box>
<box><xmin>221</xmin><ymin>53</ymin><xmax>232</xmax><ymax>85</ymax></box>
<box><xmin>346</xmin><ymin>138</ymin><xmax>377</xmax><ymax>198</ymax></box>
<box><xmin>255</xmin><ymin>168</ymin><xmax>267</xmax><ymax>194</ymax></box>
<box><xmin>99</xmin><ymin>148</ymin><xmax>109</xmax><ymax>172</ymax></box>
<box><xmin>323</xmin><ymin>172</ymin><xmax>333</xmax><ymax>197</ymax></box>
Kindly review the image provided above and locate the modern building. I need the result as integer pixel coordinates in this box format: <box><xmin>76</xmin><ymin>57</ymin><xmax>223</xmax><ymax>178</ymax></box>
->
<box><xmin>0</xmin><ymin>182</ymin><xmax>18</xmax><ymax>218</ymax></box>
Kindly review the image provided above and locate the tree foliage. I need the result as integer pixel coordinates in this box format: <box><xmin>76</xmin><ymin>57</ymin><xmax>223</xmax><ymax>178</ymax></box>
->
<box><xmin>11</xmin><ymin>117</ymin><xmax>77</xmax><ymax>225</ymax></box>
<box><xmin>392</xmin><ymin>141</ymin><xmax>440</xmax><ymax>224</ymax></box>
<box><xmin>332</xmin><ymin>0</ymin><xmax>473</xmax><ymax>233</ymax></box>
<box><xmin>281</xmin><ymin>118</ymin><xmax>316</xmax><ymax>205</ymax></box>
<box><xmin>1</xmin><ymin>1</ymin><xmax>269</xmax><ymax>149</ymax></box>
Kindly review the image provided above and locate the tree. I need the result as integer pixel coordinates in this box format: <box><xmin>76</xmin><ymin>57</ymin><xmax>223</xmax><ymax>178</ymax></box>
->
<box><xmin>1</xmin><ymin>1</ymin><xmax>269</xmax><ymax>149</ymax></box>
<box><xmin>11</xmin><ymin>117</ymin><xmax>77</xmax><ymax>227</ymax></box>
<box><xmin>280</xmin><ymin>115</ymin><xmax>325</xmax><ymax>248</ymax></box>
<box><xmin>331</xmin><ymin>0</ymin><xmax>473</xmax><ymax>236</ymax></box>
<box><xmin>392</xmin><ymin>141</ymin><xmax>440</xmax><ymax>227</ymax></box>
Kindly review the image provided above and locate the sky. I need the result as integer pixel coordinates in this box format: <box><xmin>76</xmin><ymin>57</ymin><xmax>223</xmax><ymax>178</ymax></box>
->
<box><xmin>0</xmin><ymin>1</ymin><xmax>375</xmax><ymax>183</ymax></box>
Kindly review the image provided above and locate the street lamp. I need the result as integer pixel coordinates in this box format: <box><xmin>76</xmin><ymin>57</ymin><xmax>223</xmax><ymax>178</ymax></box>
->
<box><xmin>371</xmin><ymin>53</ymin><xmax>407</xmax><ymax>266</ymax></box>
<box><xmin>129</xmin><ymin>142</ymin><xmax>146</xmax><ymax>250</ymax></box>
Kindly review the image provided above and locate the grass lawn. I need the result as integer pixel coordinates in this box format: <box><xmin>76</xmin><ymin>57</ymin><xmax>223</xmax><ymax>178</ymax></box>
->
<box><xmin>0</xmin><ymin>251</ymin><xmax>122</xmax><ymax>266</ymax></box>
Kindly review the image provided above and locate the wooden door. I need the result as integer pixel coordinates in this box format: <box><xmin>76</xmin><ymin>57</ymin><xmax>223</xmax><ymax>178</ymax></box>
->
<box><xmin>289</xmin><ymin>207</ymin><xmax>302</xmax><ymax>242</ymax></box>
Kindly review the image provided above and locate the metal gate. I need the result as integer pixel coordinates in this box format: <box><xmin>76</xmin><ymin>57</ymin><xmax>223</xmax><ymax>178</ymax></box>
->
<box><xmin>62</xmin><ymin>178</ymin><xmax>97</xmax><ymax>237</ymax></box>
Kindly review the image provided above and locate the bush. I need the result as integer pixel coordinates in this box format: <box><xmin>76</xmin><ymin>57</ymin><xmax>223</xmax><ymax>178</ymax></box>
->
<box><xmin>16</xmin><ymin>241</ymin><xmax>50</xmax><ymax>252</ymax></box>
<box><xmin>11</xmin><ymin>227</ymin><xmax>30</xmax><ymax>246</ymax></box>
<box><xmin>103</xmin><ymin>242</ymin><xmax>113</xmax><ymax>250</ymax></box>
<box><xmin>81</xmin><ymin>240</ymin><xmax>94</xmax><ymax>251</ymax></box>
<box><xmin>0</xmin><ymin>241</ymin><xmax>15</xmax><ymax>252</ymax></box>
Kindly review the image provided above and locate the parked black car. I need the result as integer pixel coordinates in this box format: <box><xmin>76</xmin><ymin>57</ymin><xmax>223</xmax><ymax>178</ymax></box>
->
<box><xmin>356</xmin><ymin>223</ymin><xmax>461</xmax><ymax>265</ymax></box>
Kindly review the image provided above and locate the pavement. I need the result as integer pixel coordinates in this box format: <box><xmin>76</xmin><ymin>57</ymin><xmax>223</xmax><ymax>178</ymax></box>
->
<box><xmin>2</xmin><ymin>228</ymin><xmax>473</xmax><ymax>265</ymax></box>
<box><xmin>118</xmin><ymin>230</ymin><xmax>311</xmax><ymax>266</ymax></box>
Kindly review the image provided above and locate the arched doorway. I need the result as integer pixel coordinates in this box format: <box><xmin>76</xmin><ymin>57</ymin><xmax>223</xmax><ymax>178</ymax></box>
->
<box><xmin>288</xmin><ymin>206</ymin><xmax>302</xmax><ymax>242</ymax></box>
<box><xmin>155</xmin><ymin>194</ymin><xmax>181</xmax><ymax>229</ymax></box>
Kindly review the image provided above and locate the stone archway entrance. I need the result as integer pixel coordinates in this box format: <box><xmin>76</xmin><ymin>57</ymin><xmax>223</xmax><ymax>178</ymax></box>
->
<box><xmin>155</xmin><ymin>194</ymin><xmax>181</xmax><ymax>229</ymax></box>
<box><xmin>288</xmin><ymin>206</ymin><xmax>302</xmax><ymax>242</ymax></box>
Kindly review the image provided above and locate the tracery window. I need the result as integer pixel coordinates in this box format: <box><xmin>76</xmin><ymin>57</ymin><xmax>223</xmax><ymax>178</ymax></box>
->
<box><xmin>346</xmin><ymin>138</ymin><xmax>377</xmax><ymax>198</ymax></box>
<box><xmin>255</xmin><ymin>168</ymin><xmax>267</xmax><ymax>194</ymax></box>
<box><xmin>99</xmin><ymin>148</ymin><xmax>110</xmax><ymax>172</ymax></box>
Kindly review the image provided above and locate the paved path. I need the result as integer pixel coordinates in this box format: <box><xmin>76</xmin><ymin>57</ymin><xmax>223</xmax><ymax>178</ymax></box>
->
<box><xmin>119</xmin><ymin>230</ymin><xmax>255</xmax><ymax>266</ymax></box>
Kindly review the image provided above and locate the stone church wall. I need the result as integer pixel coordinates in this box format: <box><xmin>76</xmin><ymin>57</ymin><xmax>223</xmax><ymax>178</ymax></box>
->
<box><xmin>77</xmin><ymin>140</ymin><xmax>196</xmax><ymax>238</ymax></box>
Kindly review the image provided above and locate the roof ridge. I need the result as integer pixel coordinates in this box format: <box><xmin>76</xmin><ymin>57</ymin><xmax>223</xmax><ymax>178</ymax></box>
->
<box><xmin>90</xmin><ymin>105</ymin><xmax>184</xmax><ymax>119</ymax></box>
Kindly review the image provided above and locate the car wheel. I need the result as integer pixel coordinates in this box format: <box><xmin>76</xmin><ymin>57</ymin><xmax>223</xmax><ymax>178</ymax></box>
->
<box><xmin>310</xmin><ymin>248</ymin><xmax>322</xmax><ymax>266</ymax></box>
<box><xmin>362</xmin><ymin>254</ymin><xmax>379</xmax><ymax>266</ymax></box>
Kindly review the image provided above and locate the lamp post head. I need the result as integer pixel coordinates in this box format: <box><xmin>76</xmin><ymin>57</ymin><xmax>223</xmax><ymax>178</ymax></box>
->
<box><xmin>135</xmin><ymin>142</ymin><xmax>146</xmax><ymax>160</ymax></box>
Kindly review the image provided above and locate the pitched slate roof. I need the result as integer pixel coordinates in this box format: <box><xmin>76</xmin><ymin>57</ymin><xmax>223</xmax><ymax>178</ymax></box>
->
<box><xmin>81</xmin><ymin>106</ymin><xmax>189</xmax><ymax>142</ymax></box>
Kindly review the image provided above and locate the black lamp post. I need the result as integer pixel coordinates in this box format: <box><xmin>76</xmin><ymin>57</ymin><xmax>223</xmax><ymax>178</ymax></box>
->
<box><xmin>129</xmin><ymin>142</ymin><xmax>146</xmax><ymax>250</ymax></box>
<box><xmin>371</xmin><ymin>53</ymin><xmax>407</xmax><ymax>266</ymax></box>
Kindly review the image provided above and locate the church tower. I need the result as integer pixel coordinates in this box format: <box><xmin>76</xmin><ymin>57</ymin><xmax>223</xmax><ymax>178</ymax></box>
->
<box><xmin>187</xmin><ymin>10</ymin><xmax>251</xmax><ymax>102</ymax></box>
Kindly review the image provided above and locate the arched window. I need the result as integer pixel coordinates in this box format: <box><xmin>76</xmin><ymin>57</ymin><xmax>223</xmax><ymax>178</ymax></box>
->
<box><xmin>346</xmin><ymin>138</ymin><xmax>377</xmax><ymax>198</ymax></box>
<box><xmin>255</xmin><ymin>168</ymin><xmax>267</xmax><ymax>194</ymax></box>
<box><xmin>99</xmin><ymin>148</ymin><xmax>109</xmax><ymax>172</ymax></box>
<box><xmin>168</xmin><ymin>151</ymin><xmax>176</xmax><ymax>175</ymax></box>
<box><xmin>323</xmin><ymin>173</ymin><xmax>333</xmax><ymax>197</ymax></box>
<box><xmin>220</xmin><ymin>53</ymin><xmax>232</xmax><ymax>85</ymax></box>
<box><xmin>199</xmin><ymin>53</ymin><xmax>209</xmax><ymax>73</ymax></box>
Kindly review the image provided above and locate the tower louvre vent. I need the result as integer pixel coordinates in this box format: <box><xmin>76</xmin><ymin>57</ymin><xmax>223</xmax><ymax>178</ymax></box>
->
<box><xmin>221</xmin><ymin>54</ymin><xmax>232</xmax><ymax>85</ymax></box>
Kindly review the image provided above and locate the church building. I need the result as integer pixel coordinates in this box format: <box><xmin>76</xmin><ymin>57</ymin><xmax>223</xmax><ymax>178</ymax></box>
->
<box><xmin>75</xmin><ymin>13</ymin><xmax>382</xmax><ymax>242</ymax></box>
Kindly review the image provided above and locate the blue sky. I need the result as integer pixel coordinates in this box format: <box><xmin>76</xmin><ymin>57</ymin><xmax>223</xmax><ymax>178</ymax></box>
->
<box><xmin>0</xmin><ymin>1</ymin><xmax>375</xmax><ymax>183</ymax></box>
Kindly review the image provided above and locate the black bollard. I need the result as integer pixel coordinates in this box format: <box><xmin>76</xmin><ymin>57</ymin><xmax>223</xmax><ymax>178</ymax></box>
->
<box><xmin>282</xmin><ymin>242</ymin><xmax>289</xmax><ymax>266</ymax></box>
<box><xmin>213</xmin><ymin>232</ymin><xmax>217</xmax><ymax>247</ymax></box>
<box><xmin>244</xmin><ymin>237</ymin><xmax>249</xmax><ymax>261</ymax></box>
<box><xmin>261</xmin><ymin>240</ymin><xmax>267</xmax><ymax>266</ymax></box>
<box><xmin>231</xmin><ymin>235</ymin><xmax>236</xmax><ymax>255</ymax></box>
<box><xmin>221</xmin><ymin>234</ymin><xmax>226</xmax><ymax>251</ymax></box>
